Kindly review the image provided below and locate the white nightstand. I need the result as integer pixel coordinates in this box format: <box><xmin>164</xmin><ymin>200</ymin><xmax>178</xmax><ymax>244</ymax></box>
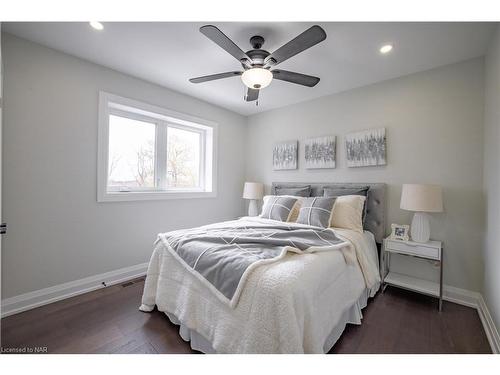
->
<box><xmin>381</xmin><ymin>237</ymin><xmax>443</xmax><ymax>311</ymax></box>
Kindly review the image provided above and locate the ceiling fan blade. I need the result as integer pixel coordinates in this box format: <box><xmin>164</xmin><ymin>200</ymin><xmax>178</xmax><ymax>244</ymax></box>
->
<box><xmin>200</xmin><ymin>25</ymin><xmax>251</xmax><ymax>64</ymax></box>
<box><xmin>189</xmin><ymin>71</ymin><xmax>243</xmax><ymax>83</ymax></box>
<box><xmin>272</xmin><ymin>70</ymin><xmax>320</xmax><ymax>87</ymax></box>
<box><xmin>265</xmin><ymin>25</ymin><xmax>326</xmax><ymax>67</ymax></box>
<box><xmin>245</xmin><ymin>88</ymin><xmax>259</xmax><ymax>102</ymax></box>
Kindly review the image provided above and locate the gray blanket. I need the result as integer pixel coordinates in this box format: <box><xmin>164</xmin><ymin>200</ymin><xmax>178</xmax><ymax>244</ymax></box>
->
<box><xmin>158</xmin><ymin>218</ymin><xmax>347</xmax><ymax>307</ymax></box>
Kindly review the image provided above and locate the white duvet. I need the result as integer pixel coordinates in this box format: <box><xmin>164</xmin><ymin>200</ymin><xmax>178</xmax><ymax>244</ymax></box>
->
<box><xmin>140</xmin><ymin>217</ymin><xmax>380</xmax><ymax>353</ymax></box>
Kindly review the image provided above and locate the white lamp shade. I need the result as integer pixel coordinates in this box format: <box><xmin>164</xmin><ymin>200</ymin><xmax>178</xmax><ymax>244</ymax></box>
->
<box><xmin>400</xmin><ymin>184</ymin><xmax>443</xmax><ymax>213</ymax></box>
<box><xmin>243</xmin><ymin>182</ymin><xmax>264</xmax><ymax>200</ymax></box>
<box><xmin>241</xmin><ymin>68</ymin><xmax>273</xmax><ymax>89</ymax></box>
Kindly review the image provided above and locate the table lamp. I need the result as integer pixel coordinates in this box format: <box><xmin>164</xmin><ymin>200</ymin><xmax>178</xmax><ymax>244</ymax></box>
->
<box><xmin>243</xmin><ymin>182</ymin><xmax>264</xmax><ymax>216</ymax></box>
<box><xmin>400</xmin><ymin>184</ymin><xmax>443</xmax><ymax>243</ymax></box>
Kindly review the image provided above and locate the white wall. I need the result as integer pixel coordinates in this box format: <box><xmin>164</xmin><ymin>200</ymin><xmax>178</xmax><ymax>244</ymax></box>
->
<box><xmin>1</xmin><ymin>34</ymin><xmax>247</xmax><ymax>298</ymax></box>
<box><xmin>246</xmin><ymin>58</ymin><xmax>485</xmax><ymax>292</ymax></box>
<box><xmin>483</xmin><ymin>26</ymin><xmax>500</xmax><ymax>330</ymax></box>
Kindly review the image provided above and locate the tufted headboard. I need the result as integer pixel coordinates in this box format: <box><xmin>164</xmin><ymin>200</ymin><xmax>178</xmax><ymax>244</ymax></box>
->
<box><xmin>271</xmin><ymin>182</ymin><xmax>386</xmax><ymax>244</ymax></box>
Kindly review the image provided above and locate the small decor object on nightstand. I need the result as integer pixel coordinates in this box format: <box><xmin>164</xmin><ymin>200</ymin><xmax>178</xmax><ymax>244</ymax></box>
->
<box><xmin>243</xmin><ymin>182</ymin><xmax>264</xmax><ymax>217</ymax></box>
<box><xmin>390</xmin><ymin>224</ymin><xmax>410</xmax><ymax>241</ymax></box>
<box><xmin>400</xmin><ymin>184</ymin><xmax>443</xmax><ymax>243</ymax></box>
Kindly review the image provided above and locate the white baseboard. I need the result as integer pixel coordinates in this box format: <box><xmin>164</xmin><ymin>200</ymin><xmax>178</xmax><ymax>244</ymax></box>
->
<box><xmin>1</xmin><ymin>262</ymin><xmax>148</xmax><ymax>318</ymax></box>
<box><xmin>477</xmin><ymin>294</ymin><xmax>500</xmax><ymax>354</ymax></box>
<box><xmin>441</xmin><ymin>285</ymin><xmax>499</xmax><ymax>354</ymax></box>
<box><xmin>443</xmin><ymin>285</ymin><xmax>481</xmax><ymax>308</ymax></box>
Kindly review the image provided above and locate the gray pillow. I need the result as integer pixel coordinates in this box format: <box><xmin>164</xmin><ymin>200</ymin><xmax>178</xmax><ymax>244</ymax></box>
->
<box><xmin>261</xmin><ymin>196</ymin><xmax>299</xmax><ymax>222</ymax></box>
<box><xmin>323</xmin><ymin>186</ymin><xmax>369</xmax><ymax>221</ymax></box>
<box><xmin>296</xmin><ymin>197</ymin><xmax>336</xmax><ymax>228</ymax></box>
<box><xmin>275</xmin><ymin>185</ymin><xmax>311</xmax><ymax>197</ymax></box>
<box><xmin>323</xmin><ymin>186</ymin><xmax>369</xmax><ymax>198</ymax></box>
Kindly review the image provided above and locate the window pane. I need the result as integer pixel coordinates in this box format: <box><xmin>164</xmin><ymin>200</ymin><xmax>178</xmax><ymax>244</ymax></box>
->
<box><xmin>166</xmin><ymin>126</ymin><xmax>201</xmax><ymax>188</ymax></box>
<box><xmin>108</xmin><ymin>115</ymin><xmax>156</xmax><ymax>190</ymax></box>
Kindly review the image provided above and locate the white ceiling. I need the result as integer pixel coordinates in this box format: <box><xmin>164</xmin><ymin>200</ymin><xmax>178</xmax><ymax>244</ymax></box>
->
<box><xmin>3</xmin><ymin>22</ymin><xmax>496</xmax><ymax>116</ymax></box>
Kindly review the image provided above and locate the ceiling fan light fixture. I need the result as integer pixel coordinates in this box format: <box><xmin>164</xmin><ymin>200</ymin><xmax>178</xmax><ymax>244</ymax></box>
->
<box><xmin>241</xmin><ymin>68</ymin><xmax>273</xmax><ymax>90</ymax></box>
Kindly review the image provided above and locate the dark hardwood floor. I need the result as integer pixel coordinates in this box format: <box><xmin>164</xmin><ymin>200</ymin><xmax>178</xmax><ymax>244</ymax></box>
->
<box><xmin>331</xmin><ymin>288</ymin><xmax>491</xmax><ymax>354</ymax></box>
<box><xmin>0</xmin><ymin>278</ymin><xmax>491</xmax><ymax>354</ymax></box>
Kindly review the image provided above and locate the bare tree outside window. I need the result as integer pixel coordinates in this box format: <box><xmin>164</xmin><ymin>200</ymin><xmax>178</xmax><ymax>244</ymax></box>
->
<box><xmin>107</xmin><ymin>115</ymin><xmax>156</xmax><ymax>189</ymax></box>
<box><xmin>133</xmin><ymin>140</ymin><xmax>155</xmax><ymax>187</ymax></box>
<box><xmin>167</xmin><ymin>127</ymin><xmax>200</xmax><ymax>188</ymax></box>
<box><xmin>108</xmin><ymin>154</ymin><xmax>121</xmax><ymax>178</ymax></box>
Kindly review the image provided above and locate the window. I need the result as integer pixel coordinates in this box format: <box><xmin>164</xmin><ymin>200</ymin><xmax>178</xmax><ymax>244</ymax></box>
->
<box><xmin>108</xmin><ymin>115</ymin><xmax>156</xmax><ymax>190</ymax></box>
<box><xmin>98</xmin><ymin>92</ymin><xmax>217</xmax><ymax>202</ymax></box>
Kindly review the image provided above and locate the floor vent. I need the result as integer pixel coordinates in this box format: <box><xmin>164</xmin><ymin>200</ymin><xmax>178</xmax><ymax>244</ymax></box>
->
<box><xmin>121</xmin><ymin>281</ymin><xmax>134</xmax><ymax>287</ymax></box>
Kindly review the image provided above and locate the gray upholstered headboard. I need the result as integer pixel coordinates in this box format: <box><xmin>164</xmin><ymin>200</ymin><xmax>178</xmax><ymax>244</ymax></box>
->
<box><xmin>271</xmin><ymin>182</ymin><xmax>386</xmax><ymax>244</ymax></box>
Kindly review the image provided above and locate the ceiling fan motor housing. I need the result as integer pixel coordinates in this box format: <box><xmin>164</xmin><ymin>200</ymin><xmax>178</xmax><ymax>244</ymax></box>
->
<box><xmin>245</xmin><ymin>54</ymin><xmax>270</xmax><ymax>69</ymax></box>
<box><xmin>242</xmin><ymin>36</ymin><xmax>271</xmax><ymax>67</ymax></box>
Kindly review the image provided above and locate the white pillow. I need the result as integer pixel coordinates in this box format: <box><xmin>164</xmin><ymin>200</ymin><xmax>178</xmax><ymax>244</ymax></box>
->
<box><xmin>329</xmin><ymin>195</ymin><xmax>366</xmax><ymax>233</ymax></box>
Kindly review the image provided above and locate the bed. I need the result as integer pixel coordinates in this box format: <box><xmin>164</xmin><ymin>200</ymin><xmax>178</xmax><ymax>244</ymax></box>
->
<box><xmin>140</xmin><ymin>182</ymin><xmax>386</xmax><ymax>353</ymax></box>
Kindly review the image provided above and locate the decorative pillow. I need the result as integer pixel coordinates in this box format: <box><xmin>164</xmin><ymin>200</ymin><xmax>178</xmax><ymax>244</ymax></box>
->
<box><xmin>323</xmin><ymin>186</ymin><xmax>369</xmax><ymax>220</ymax></box>
<box><xmin>329</xmin><ymin>195</ymin><xmax>366</xmax><ymax>233</ymax></box>
<box><xmin>275</xmin><ymin>185</ymin><xmax>311</xmax><ymax>197</ymax></box>
<box><xmin>260</xmin><ymin>196</ymin><xmax>299</xmax><ymax>222</ymax></box>
<box><xmin>296</xmin><ymin>197</ymin><xmax>337</xmax><ymax>228</ymax></box>
<box><xmin>269</xmin><ymin>195</ymin><xmax>305</xmax><ymax>222</ymax></box>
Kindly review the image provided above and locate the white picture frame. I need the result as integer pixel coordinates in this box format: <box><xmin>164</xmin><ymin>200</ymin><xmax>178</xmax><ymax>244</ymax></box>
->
<box><xmin>391</xmin><ymin>223</ymin><xmax>410</xmax><ymax>241</ymax></box>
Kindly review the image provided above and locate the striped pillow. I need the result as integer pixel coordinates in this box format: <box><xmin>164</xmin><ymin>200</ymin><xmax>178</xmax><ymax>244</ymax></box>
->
<box><xmin>260</xmin><ymin>196</ymin><xmax>299</xmax><ymax>222</ymax></box>
<box><xmin>296</xmin><ymin>197</ymin><xmax>336</xmax><ymax>228</ymax></box>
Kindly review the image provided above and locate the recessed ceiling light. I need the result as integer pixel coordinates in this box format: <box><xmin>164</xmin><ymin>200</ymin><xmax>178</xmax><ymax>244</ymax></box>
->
<box><xmin>379</xmin><ymin>44</ymin><xmax>393</xmax><ymax>54</ymax></box>
<box><xmin>89</xmin><ymin>21</ymin><xmax>104</xmax><ymax>31</ymax></box>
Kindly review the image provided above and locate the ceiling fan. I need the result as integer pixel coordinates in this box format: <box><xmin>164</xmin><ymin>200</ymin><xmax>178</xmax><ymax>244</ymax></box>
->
<box><xmin>189</xmin><ymin>25</ymin><xmax>327</xmax><ymax>103</ymax></box>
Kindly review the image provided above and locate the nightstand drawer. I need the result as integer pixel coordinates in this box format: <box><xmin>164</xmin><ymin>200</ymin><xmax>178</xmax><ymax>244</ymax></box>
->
<box><xmin>385</xmin><ymin>240</ymin><xmax>440</xmax><ymax>260</ymax></box>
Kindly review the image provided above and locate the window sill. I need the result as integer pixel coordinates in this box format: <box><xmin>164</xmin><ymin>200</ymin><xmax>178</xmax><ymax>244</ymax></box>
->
<box><xmin>98</xmin><ymin>190</ymin><xmax>217</xmax><ymax>202</ymax></box>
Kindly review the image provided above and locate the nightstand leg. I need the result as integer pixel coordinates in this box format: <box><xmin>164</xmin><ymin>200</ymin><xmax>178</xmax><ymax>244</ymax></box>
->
<box><xmin>439</xmin><ymin>256</ymin><xmax>443</xmax><ymax>312</ymax></box>
<box><xmin>382</xmin><ymin>251</ymin><xmax>391</xmax><ymax>293</ymax></box>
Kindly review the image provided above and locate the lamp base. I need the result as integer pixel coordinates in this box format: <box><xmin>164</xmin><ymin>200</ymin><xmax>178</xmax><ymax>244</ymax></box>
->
<box><xmin>248</xmin><ymin>200</ymin><xmax>259</xmax><ymax>217</ymax></box>
<box><xmin>410</xmin><ymin>212</ymin><xmax>430</xmax><ymax>243</ymax></box>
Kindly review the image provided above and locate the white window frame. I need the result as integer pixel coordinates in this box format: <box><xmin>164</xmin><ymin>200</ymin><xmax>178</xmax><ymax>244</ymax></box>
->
<box><xmin>97</xmin><ymin>91</ymin><xmax>217</xmax><ymax>202</ymax></box>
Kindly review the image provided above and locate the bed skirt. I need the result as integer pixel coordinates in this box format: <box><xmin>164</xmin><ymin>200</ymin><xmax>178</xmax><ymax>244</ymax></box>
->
<box><xmin>163</xmin><ymin>287</ymin><xmax>374</xmax><ymax>354</ymax></box>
